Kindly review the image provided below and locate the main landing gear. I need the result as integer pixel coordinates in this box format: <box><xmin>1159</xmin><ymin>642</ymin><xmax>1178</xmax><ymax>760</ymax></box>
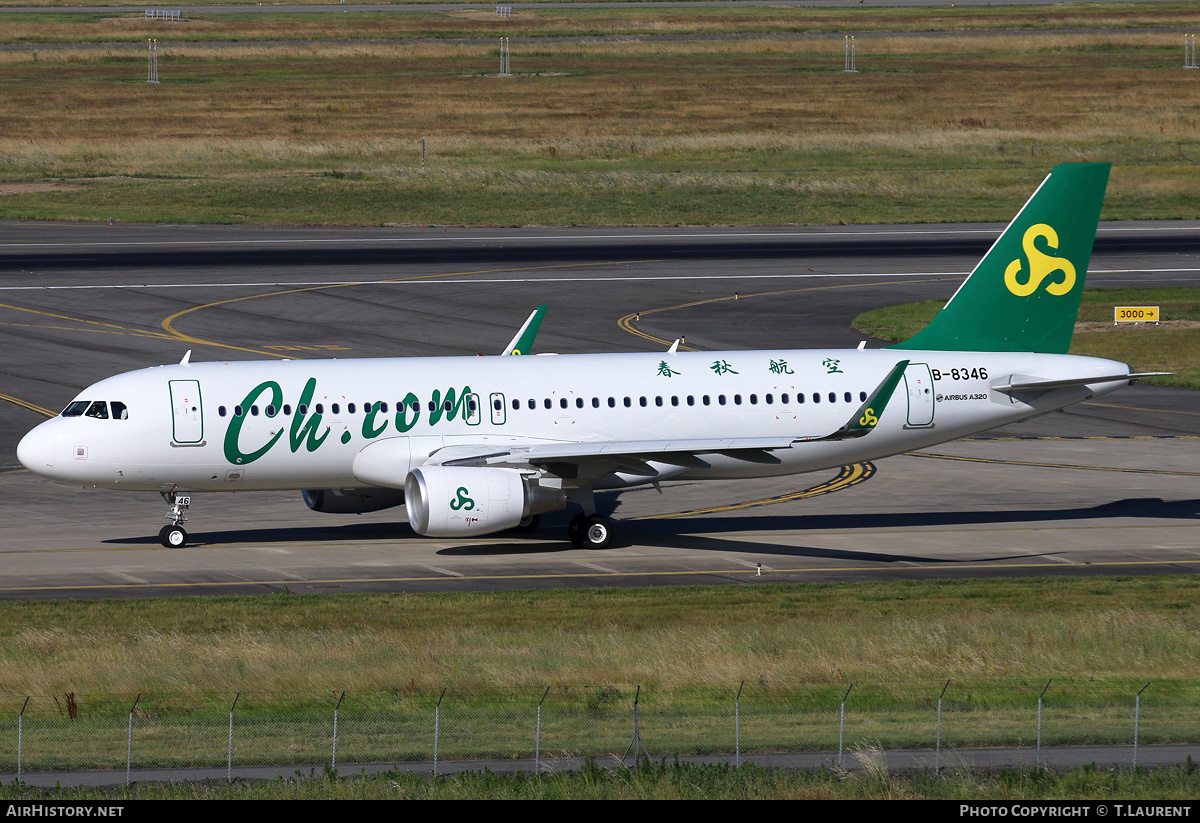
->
<box><xmin>568</xmin><ymin>513</ymin><xmax>613</xmax><ymax>550</ymax></box>
<box><xmin>562</xmin><ymin>487</ymin><xmax>613</xmax><ymax>549</ymax></box>
<box><xmin>159</xmin><ymin>489</ymin><xmax>191</xmax><ymax>548</ymax></box>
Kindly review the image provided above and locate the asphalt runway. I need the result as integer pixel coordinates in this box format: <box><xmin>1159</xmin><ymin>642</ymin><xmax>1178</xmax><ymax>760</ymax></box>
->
<box><xmin>1</xmin><ymin>220</ymin><xmax>1198</xmax><ymax>599</ymax></box>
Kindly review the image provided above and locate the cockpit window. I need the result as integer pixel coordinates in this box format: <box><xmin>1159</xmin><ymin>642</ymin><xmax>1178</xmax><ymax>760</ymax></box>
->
<box><xmin>85</xmin><ymin>401</ymin><xmax>109</xmax><ymax>419</ymax></box>
<box><xmin>61</xmin><ymin>400</ymin><xmax>90</xmax><ymax>417</ymax></box>
<box><xmin>111</xmin><ymin>401</ymin><xmax>129</xmax><ymax>420</ymax></box>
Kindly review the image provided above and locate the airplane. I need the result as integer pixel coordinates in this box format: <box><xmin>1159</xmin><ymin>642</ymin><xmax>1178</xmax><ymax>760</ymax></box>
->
<box><xmin>17</xmin><ymin>163</ymin><xmax>1166</xmax><ymax>550</ymax></box>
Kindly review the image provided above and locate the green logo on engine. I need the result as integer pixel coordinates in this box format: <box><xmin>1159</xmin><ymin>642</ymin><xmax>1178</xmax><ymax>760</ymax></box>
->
<box><xmin>450</xmin><ymin>487</ymin><xmax>475</xmax><ymax>511</ymax></box>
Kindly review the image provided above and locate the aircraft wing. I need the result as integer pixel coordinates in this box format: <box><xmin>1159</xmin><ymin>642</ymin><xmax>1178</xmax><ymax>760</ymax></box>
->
<box><xmin>430</xmin><ymin>360</ymin><xmax>910</xmax><ymax>474</ymax></box>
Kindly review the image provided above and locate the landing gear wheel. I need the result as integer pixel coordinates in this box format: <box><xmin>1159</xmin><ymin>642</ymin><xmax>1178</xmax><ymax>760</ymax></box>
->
<box><xmin>511</xmin><ymin>514</ymin><xmax>541</xmax><ymax>534</ymax></box>
<box><xmin>159</xmin><ymin>524</ymin><xmax>187</xmax><ymax>548</ymax></box>
<box><xmin>569</xmin><ymin>514</ymin><xmax>613</xmax><ymax>550</ymax></box>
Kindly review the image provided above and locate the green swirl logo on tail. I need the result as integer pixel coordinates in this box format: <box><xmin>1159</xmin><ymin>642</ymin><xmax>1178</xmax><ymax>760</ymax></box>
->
<box><xmin>1004</xmin><ymin>223</ymin><xmax>1076</xmax><ymax>297</ymax></box>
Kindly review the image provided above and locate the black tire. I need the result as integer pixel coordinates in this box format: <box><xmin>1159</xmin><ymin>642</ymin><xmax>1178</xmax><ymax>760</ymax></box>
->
<box><xmin>567</xmin><ymin>514</ymin><xmax>587</xmax><ymax>547</ymax></box>
<box><xmin>159</xmin><ymin>524</ymin><xmax>187</xmax><ymax>548</ymax></box>
<box><xmin>579</xmin><ymin>515</ymin><xmax>613</xmax><ymax>550</ymax></box>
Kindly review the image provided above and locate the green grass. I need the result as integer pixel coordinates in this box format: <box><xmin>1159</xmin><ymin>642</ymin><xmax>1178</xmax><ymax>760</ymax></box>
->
<box><xmin>853</xmin><ymin>288</ymin><xmax>1200</xmax><ymax>390</ymax></box>
<box><xmin>2</xmin><ymin>578</ymin><xmax>1198</xmax><ymax>713</ymax></box>
<box><xmin>4</xmin><ymin>761</ymin><xmax>1200</xmax><ymax>800</ymax></box>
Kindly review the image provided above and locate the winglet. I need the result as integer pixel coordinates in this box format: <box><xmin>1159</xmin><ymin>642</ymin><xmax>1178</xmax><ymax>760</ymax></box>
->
<box><xmin>821</xmin><ymin>359</ymin><xmax>909</xmax><ymax>441</ymax></box>
<box><xmin>500</xmin><ymin>305</ymin><xmax>547</xmax><ymax>356</ymax></box>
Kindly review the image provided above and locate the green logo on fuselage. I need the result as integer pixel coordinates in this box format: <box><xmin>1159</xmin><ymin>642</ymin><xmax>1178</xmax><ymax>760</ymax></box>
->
<box><xmin>224</xmin><ymin>379</ymin><xmax>471</xmax><ymax>465</ymax></box>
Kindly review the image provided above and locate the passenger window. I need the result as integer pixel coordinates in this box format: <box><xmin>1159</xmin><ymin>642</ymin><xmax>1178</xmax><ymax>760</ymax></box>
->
<box><xmin>316</xmin><ymin>404</ymin><xmax>324</xmax><ymax>414</ymax></box>
<box><xmin>528</xmin><ymin>398</ymin><xmax>536</xmax><ymax>409</ymax></box>
<box><xmin>781</xmin><ymin>393</ymin><xmax>790</xmax><ymax>404</ymax></box>
<box><xmin>718</xmin><ymin>395</ymin><xmax>726</xmax><ymax>406</ymax></box>
<box><xmin>749</xmin><ymin>394</ymin><xmax>757</xmax><ymax>405</ymax></box>
<box><xmin>844</xmin><ymin>392</ymin><xmax>852</xmax><ymax>403</ymax></box>
<box><xmin>860</xmin><ymin>391</ymin><xmax>867</xmax><ymax>401</ymax></box>
<box><xmin>218</xmin><ymin>406</ymin><xmax>227</xmax><ymax>418</ymax></box>
<box><xmin>266</xmin><ymin>404</ymin><xmax>277</xmax><ymax>417</ymax></box>
<box><xmin>496</xmin><ymin>398</ymin><xmax>504</xmax><ymax>411</ymax></box>
<box><xmin>687</xmin><ymin>396</ymin><xmax>695</xmax><ymax>406</ymax></box>
<box><xmin>639</xmin><ymin>397</ymin><xmax>647</xmax><ymax>407</ymax></box>
<box><xmin>560</xmin><ymin>398</ymin><xmax>568</xmax><ymax>409</ymax></box>
<box><xmin>85</xmin><ymin>401</ymin><xmax>109</xmax><ymax>419</ymax></box>
<box><xmin>348</xmin><ymin>403</ymin><xmax>357</xmax><ymax>414</ymax></box>
<box><xmin>671</xmin><ymin>396</ymin><xmax>679</xmax><ymax>407</ymax></box>
<box><xmin>608</xmin><ymin>397</ymin><xmax>616</xmax><ymax>408</ymax></box>
<box><xmin>332</xmin><ymin>403</ymin><xmax>340</xmax><ymax>414</ymax></box>
<box><xmin>623</xmin><ymin>397</ymin><xmax>632</xmax><ymax>408</ymax></box>
<box><xmin>445</xmin><ymin>400</ymin><xmax>453</xmax><ymax>412</ymax></box>
<box><xmin>576</xmin><ymin>398</ymin><xmax>584</xmax><ymax>409</ymax></box>
<box><xmin>655</xmin><ymin>396</ymin><xmax>663</xmax><ymax>407</ymax></box>
<box><xmin>61</xmin><ymin>400</ymin><xmax>90</xmax><ymax>417</ymax></box>
<box><xmin>283</xmin><ymin>404</ymin><xmax>292</xmax><ymax>416</ymax></box>
<box><xmin>381</xmin><ymin>402</ymin><xmax>390</xmax><ymax>413</ymax></box>
<box><xmin>111</xmin><ymin>401</ymin><xmax>129</xmax><ymax>420</ymax></box>
<box><xmin>828</xmin><ymin>392</ymin><xmax>836</xmax><ymax>403</ymax></box>
<box><xmin>544</xmin><ymin>398</ymin><xmax>552</xmax><ymax>410</ymax></box>
<box><xmin>702</xmin><ymin>395</ymin><xmax>710</xmax><ymax>406</ymax></box>
<box><xmin>250</xmin><ymin>405</ymin><xmax>259</xmax><ymax>416</ymax></box>
<box><xmin>592</xmin><ymin>398</ymin><xmax>600</xmax><ymax>408</ymax></box>
<box><xmin>734</xmin><ymin>394</ymin><xmax>742</xmax><ymax>405</ymax></box>
<box><xmin>298</xmin><ymin>404</ymin><xmax>308</xmax><ymax>415</ymax></box>
<box><xmin>235</xmin><ymin>405</ymin><xmax>244</xmax><ymax>417</ymax></box>
<box><xmin>812</xmin><ymin>394</ymin><xmax>820</xmax><ymax>404</ymax></box>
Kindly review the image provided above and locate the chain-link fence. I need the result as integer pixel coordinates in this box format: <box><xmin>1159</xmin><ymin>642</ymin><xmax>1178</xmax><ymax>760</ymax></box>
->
<box><xmin>2</xmin><ymin>681</ymin><xmax>1199</xmax><ymax>785</ymax></box>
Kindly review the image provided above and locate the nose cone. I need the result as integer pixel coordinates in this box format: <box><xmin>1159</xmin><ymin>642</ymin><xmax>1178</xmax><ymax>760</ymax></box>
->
<box><xmin>17</xmin><ymin>421</ymin><xmax>55</xmax><ymax>478</ymax></box>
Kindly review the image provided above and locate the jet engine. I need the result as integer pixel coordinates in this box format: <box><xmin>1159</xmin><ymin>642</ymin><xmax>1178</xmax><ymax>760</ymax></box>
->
<box><xmin>302</xmin><ymin>487</ymin><xmax>406</xmax><ymax>515</ymax></box>
<box><xmin>405</xmin><ymin>466</ymin><xmax>565</xmax><ymax>537</ymax></box>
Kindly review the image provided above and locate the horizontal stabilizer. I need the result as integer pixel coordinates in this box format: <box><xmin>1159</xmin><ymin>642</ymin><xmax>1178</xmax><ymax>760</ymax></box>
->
<box><xmin>992</xmin><ymin>372</ymin><xmax>1172</xmax><ymax>394</ymax></box>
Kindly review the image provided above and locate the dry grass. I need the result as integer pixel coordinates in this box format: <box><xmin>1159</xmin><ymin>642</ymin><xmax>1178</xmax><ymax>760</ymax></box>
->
<box><xmin>3</xmin><ymin>2</ymin><xmax>1200</xmax><ymax>44</ymax></box>
<box><xmin>1</xmin><ymin>16</ymin><xmax>1198</xmax><ymax>224</ymax></box>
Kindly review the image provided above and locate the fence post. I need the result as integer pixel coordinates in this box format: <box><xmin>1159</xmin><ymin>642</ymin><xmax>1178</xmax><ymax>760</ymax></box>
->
<box><xmin>434</xmin><ymin>688</ymin><xmax>446</xmax><ymax>777</ymax></box>
<box><xmin>735</xmin><ymin>681</ymin><xmax>744</xmax><ymax>768</ymax></box>
<box><xmin>1036</xmin><ymin>679</ymin><xmax>1052</xmax><ymax>771</ymax></box>
<box><xmin>17</xmin><ymin>697</ymin><xmax>28</xmax><ymax>783</ymax></box>
<box><xmin>331</xmin><ymin>691</ymin><xmax>345</xmax><ymax>772</ymax></box>
<box><xmin>936</xmin><ymin>680</ymin><xmax>950</xmax><ymax>773</ymax></box>
<box><xmin>535</xmin><ymin>686</ymin><xmax>549</xmax><ymax>774</ymax></box>
<box><xmin>126</xmin><ymin>693</ymin><xmax>140</xmax><ymax>787</ymax></box>
<box><xmin>838</xmin><ymin>684</ymin><xmax>854</xmax><ymax>770</ymax></box>
<box><xmin>227</xmin><ymin>692</ymin><xmax>240</xmax><ymax>782</ymax></box>
<box><xmin>1134</xmin><ymin>682</ymin><xmax>1150</xmax><ymax>769</ymax></box>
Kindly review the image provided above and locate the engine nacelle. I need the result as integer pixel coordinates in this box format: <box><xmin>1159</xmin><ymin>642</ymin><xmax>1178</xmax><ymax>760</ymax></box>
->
<box><xmin>405</xmin><ymin>466</ymin><xmax>565</xmax><ymax>537</ymax></box>
<box><xmin>303</xmin><ymin>487</ymin><xmax>406</xmax><ymax>515</ymax></box>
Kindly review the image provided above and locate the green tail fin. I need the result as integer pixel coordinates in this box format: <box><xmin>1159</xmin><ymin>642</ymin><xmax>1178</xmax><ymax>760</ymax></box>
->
<box><xmin>893</xmin><ymin>163</ymin><xmax>1110</xmax><ymax>354</ymax></box>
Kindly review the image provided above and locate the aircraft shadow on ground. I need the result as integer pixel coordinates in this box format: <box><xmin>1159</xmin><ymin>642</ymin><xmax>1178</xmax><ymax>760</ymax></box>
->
<box><xmin>103</xmin><ymin>498</ymin><xmax>1199</xmax><ymax>564</ymax></box>
<box><xmin>3</xmin><ymin>234</ymin><xmax>1192</xmax><ymax>274</ymax></box>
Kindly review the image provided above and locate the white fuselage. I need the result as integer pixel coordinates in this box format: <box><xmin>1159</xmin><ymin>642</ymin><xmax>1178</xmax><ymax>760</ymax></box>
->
<box><xmin>17</xmin><ymin>348</ymin><xmax>1130</xmax><ymax>494</ymax></box>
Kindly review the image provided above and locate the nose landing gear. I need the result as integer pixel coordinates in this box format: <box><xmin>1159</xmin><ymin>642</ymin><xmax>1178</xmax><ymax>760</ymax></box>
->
<box><xmin>159</xmin><ymin>489</ymin><xmax>191</xmax><ymax>548</ymax></box>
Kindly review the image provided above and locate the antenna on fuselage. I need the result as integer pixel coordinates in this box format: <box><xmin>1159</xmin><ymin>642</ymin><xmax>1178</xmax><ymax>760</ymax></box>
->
<box><xmin>179</xmin><ymin>350</ymin><xmax>192</xmax><ymax>365</ymax></box>
<box><xmin>667</xmin><ymin>339</ymin><xmax>680</xmax><ymax>355</ymax></box>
